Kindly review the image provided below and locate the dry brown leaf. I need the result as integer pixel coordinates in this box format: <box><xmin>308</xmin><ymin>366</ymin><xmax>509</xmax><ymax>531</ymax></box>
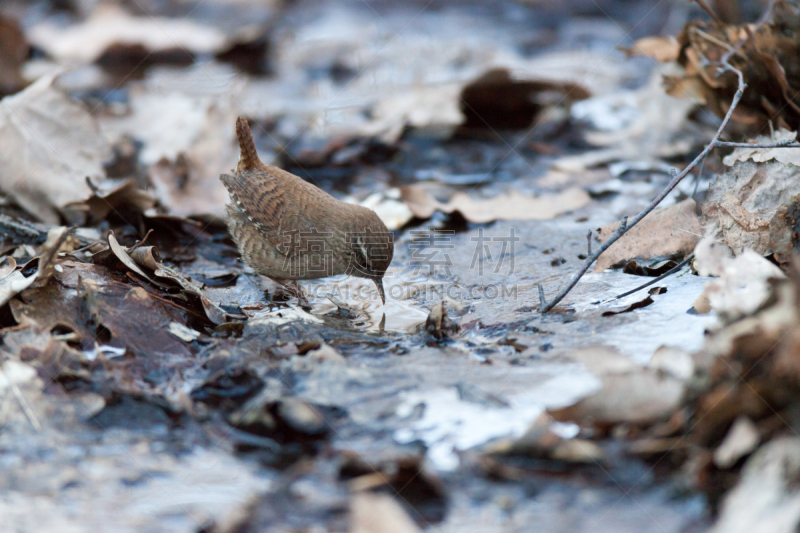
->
<box><xmin>620</xmin><ymin>36</ymin><xmax>681</xmax><ymax>63</ymax></box>
<box><xmin>660</xmin><ymin>14</ymin><xmax>800</xmax><ymax>134</ymax></box>
<box><xmin>27</xmin><ymin>4</ymin><xmax>227</xmax><ymax>63</ymax></box>
<box><xmin>448</xmin><ymin>189</ymin><xmax>590</xmax><ymax>223</ymax></box>
<box><xmin>594</xmin><ymin>199</ymin><xmax>701</xmax><ymax>272</ymax></box>
<box><xmin>106</xmin><ymin>231</ymin><xmax>155</xmax><ymax>283</ymax></box>
<box><xmin>84</xmin><ymin>283</ymin><xmax>193</xmax><ymax>359</ymax></box>
<box><xmin>360</xmin><ymin>68</ymin><xmax>590</xmax><ymax>143</ymax></box>
<box><xmin>98</xmin><ymin>234</ymin><xmax>235</xmax><ymax>325</ymax></box>
<box><xmin>550</xmin><ymin>346</ymin><xmax>687</xmax><ymax>425</ymax></box>
<box><xmin>400</xmin><ymin>184</ymin><xmax>590</xmax><ymax>224</ymax></box>
<box><xmin>722</xmin><ymin>130</ymin><xmax>800</xmax><ymax>167</ymax></box>
<box><xmin>0</xmin><ymin>227</ymin><xmax>71</xmax><ymax>307</ymax></box>
<box><xmin>459</xmin><ymin>68</ymin><xmax>590</xmax><ymax>131</ymax></box>
<box><xmin>703</xmin><ymin>160</ymin><xmax>800</xmax><ymax>260</ymax></box>
<box><xmin>81</xmin><ymin>179</ymin><xmax>156</xmax><ymax>222</ymax></box>
<box><xmin>0</xmin><ymin>74</ymin><xmax>111</xmax><ymax>223</ymax></box>
<box><xmin>362</xmin><ymin>84</ymin><xmax>464</xmax><ymax>142</ymax></box>
<box><xmin>0</xmin><ymin>271</ymin><xmax>37</xmax><ymax>309</ymax></box>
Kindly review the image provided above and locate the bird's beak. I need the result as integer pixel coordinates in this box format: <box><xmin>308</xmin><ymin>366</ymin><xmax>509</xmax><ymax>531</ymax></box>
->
<box><xmin>373</xmin><ymin>278</ymin><xmax>386</xmax><ymax>304</ymax></box>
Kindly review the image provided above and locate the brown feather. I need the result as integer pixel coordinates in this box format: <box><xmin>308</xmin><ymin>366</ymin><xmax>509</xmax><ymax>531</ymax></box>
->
<box><xmin>221</xmin><ymin>116</ymin><xmax>394</xmax><ymax>300</ymax></box>
<box><xmin>235</xmin><ymin>117</ymin><xmax>267</xmax><ymax>173</ymax></box>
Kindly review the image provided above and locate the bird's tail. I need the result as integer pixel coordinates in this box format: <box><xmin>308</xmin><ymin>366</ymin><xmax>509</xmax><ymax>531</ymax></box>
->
<box><xmin>235</xmin><ymin>116</ymin><xmax>263</xmax><ymax>173</ymax></box>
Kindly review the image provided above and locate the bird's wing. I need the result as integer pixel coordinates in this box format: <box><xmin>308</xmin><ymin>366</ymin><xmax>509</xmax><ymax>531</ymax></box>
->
<box><xmin>220</xmin><ymin>169</ymin><xmax>308</xmax><ymax>256</ymax></box>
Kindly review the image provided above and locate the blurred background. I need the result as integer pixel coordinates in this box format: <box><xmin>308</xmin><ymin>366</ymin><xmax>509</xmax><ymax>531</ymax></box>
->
<box><xmin>0</xmin><ymin>0</ymin><xmax>747</xmax><ymax>226</ymax></box>
<box><xmin>0</xmin><ymin>2</ymin><xmax>784</xmax><ymax>532</ymax></box>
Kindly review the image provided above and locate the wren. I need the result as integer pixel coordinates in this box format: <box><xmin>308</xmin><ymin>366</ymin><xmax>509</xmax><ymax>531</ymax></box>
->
<box><xmin>220</xmin><ymin>117</ymin><xmax>393</xmax><ymax>304</ymax></box>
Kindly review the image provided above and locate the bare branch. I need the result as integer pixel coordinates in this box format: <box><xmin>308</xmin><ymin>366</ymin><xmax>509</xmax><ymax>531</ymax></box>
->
<box><xmin>537</xmin><ymin>283</ymin><xmax>547</xmax><ymax>311</ymax></box>
<box><xmin>586</xmin><ymin>230</ymin><xmax>592</xmax><ymax>256</ymax></box>
<box><xmin>539</xmin><ymin>0</ymin><xmax>780</xmax><ymax>313</ymax></box>
<box><xmin>714</xmin><ymin>139</ymin><xmax>800</xmax><ymax>148</ymax></box>
<box><xmin>611</xmin><ymin>254</ymin><xmax>694</xmax><ymax>301</ymax></box>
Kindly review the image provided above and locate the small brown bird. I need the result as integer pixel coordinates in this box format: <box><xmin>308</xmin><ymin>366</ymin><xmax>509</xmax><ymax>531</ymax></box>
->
<box><xmin>220</xmin><ymin>117</ymin><xmax>393</xmax><ymax>304</ymax></box>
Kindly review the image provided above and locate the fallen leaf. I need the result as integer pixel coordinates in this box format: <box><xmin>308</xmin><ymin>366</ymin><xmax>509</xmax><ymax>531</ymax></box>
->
<box><xmin>595</xmin><ymin>199</ymin><xmax>700</xmax><ymax>272</ymax></box>
<box><xmin>400</xmin><ymin>184</ymin><xmax>590</xmax><ymax>224</ymax></box>
<box><xmin>661</xmin><ymin>12</ymin><xmax>800</xmax><ymax>134</ymax></box>
<box><xmin>0</xmin><ymin>74</ymin><xmax>111</xmax><ymax>223</ymax></box>
<box><xmin>8</xmin><ymin>262</ymin><xmax>105</xmax><ymax>344</ymax></box>
<box><xmin>693</xmin><ymin>236</ymin><xmax>734</xmax><ymax>277</ymax></box>
<box><xmin>458</xmin><ymin>68</ymin><xmax>589</xmax><ymax>131</ymax></box>
<box><xmin>722</xmin><ymin>129</ymin><xmax>800</xmax><ymax>167</ymax></box>
<box><xmin>601</xmin><ymin>294</ymin><xmax>656</xmax><ymax>316</ymax></box>
<box><xmin>362</xmin><ymin>84</ymin><xmax>464</xmax><ymax>143</ymax></box>
<box><xmin>620</xmin><ymin>36</ymin><xmax>681</xmax><ymax>63</ymax></box>
<box><xmin>0</xmin><ymin>227</ymin><xmax>71</xmax><ymax>307</ymax></box>
<box><xmin>0</xmin><ymin>272</ymin><xmax>37</xmax><ymax>310</ymax></box>
<box><xmin>703</xmin><ymin>160</ymin><xmax>800</xmax><ymax>259</ymax></box>
<box><xmin>550</xmin><ymin>346</ymin><xmax>687</xmax><ymax>425</ymax></box>
<box><xmin>449</xmin><ymin>189</ymin><xmax>590</xmax><ymax>223</ymax></box>
<box><xmin>698</xmin><ymin>249</ymin><xmax>785</xmax><ymax>323</ymax></box>
<box><xmin>27</xmin><ymin>4</ymin><xmax>228</xmax><ymax>63</ymax></box>
<box><xmin>106</xmin><ymin>231</ymin><xmax>153</xmax><ymax>279</ymax></box>
<box><xmin>84</xmin><ymin>281</ymin><xmax>193</xmax><ymax>359</ymax></box>
<box><xmin>81</xmin><ymin>178</ymin><xmax>156</xmax><ymax>222</ymax></box>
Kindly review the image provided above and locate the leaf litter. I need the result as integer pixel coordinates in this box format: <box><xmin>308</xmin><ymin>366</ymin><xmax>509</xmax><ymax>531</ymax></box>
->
<box><xmin>3</xmin><ymin>0</ymin><xmax>800</xmax><ymax>532</ymax></box>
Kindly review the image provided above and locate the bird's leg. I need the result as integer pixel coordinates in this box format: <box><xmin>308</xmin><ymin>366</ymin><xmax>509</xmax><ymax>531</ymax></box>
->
<box><xmin>271</xmin><ymin>278</ymin><xmax>310</xmax><ymax>306</ymax></box>
<box><xmin>291</xmin><ymin>280</ymin><xmax>311</xmax><ymax>306</ymax></box>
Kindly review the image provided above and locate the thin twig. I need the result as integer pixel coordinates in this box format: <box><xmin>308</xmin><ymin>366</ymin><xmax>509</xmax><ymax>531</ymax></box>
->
<box><xmin>691</xmin><ymin>153</ymin><xmax>708</xmax><ymax>200</ymax></box>
<box><xmin>586</xmin><ymin>230</ymin><xmax>592</xmax><ymax>256</ymax></box>
<box><xmin>714</xmin><ymin>139</ymin><xmax>799</xmax><ymax>148</ymax></box>
<box><xmin>611</xmin><ymin>254</ymin><xmax>694</xmax><ymax>301</ymax></box>
<box><xmin>540</xmin><ymin>70</ymin><xmax>742</xmax><ymax>311</ymax></box>
<box><xmin>539</xmin><ymin>0</ymin><xmax>780</xmax><ymax>313</ymax></box>
<box><xmin>537</xmin><ymin>283</ymin><xmax>547</xmax><ymax>311</ymax></box>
